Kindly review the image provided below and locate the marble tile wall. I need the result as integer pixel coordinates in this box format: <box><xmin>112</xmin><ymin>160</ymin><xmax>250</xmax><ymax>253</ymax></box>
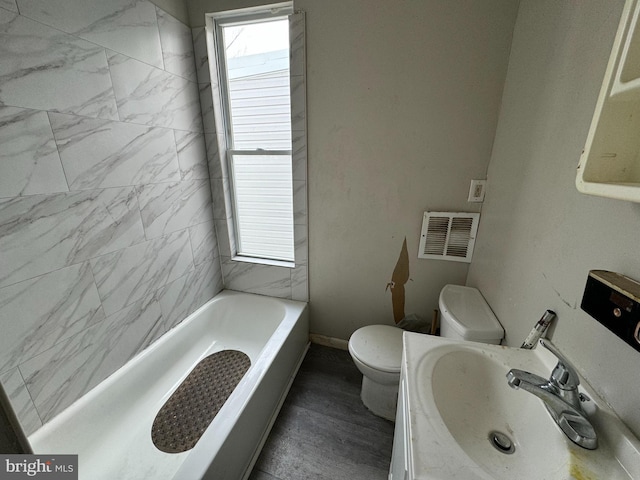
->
<box><xmin>193</xmin><ymin>11</ymin><xmax>309</xmax><ymax>302</ymax></box>
<box><xmin>0</xmin><ymin>0</ymin><xmax>223</xmax><ymax>434</ymax></box>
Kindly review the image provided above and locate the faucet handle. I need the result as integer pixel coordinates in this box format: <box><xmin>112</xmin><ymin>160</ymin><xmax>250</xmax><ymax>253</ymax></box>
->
<box><xmin>540</xmin><ymin>339</ymin><xmax>581</xmax><ymax>391</ymax></box>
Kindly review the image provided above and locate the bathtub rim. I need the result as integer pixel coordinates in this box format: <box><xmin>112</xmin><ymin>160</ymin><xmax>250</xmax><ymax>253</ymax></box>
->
<box><xmin>29</xmin><ymin>290</ymin><xmax>295</xmax><ymax>438</ymax></box>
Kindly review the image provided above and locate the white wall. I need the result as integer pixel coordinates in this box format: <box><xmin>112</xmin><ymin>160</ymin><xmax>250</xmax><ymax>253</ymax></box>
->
<box><xmin>467</xmin><ymin>0</ymin><xmax>640</xmax><ymax>437</ymax></box>
<box><xmin>300</xmin><ymin>0</ymin><xmax>519</xmax><ymax>339</ymax></box>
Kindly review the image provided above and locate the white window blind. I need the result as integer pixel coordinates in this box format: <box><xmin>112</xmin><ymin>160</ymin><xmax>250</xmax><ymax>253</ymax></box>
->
<box><xmin>217</xmin><ymin>14</ymin><xmax>294</xmax><ymax>262</ymax></box>
<box><xmin>230</xmin><ymin>153</ymin><xmax>294</xmax><ymax>261</ymax></box>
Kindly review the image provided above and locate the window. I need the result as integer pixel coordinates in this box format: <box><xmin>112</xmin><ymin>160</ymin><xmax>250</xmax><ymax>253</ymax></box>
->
<box><xmin>212</xmin><ymin>5</ymin><xmax>295</xmax><ymax>263</ymax></box>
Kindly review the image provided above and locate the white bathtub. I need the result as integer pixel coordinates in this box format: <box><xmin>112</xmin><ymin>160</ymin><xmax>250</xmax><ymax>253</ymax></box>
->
<box><xmin>29</xmin><ymin>290</ymin><xmax>309</xmax><ymax>480</ymax></box>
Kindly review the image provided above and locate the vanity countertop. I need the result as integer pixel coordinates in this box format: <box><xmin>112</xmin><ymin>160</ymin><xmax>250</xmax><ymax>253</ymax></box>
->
<box><xmin>397</xmin><ymin>333</ymin><xmax>640</xmax><ymax>480</ymax></box>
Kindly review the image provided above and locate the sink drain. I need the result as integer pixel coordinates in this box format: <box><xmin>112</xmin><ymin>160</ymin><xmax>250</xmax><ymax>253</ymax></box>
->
<box><xmin>489</xmin><ymin>431</ymin><xmax>515</xmax><ymax>454</ymax></box>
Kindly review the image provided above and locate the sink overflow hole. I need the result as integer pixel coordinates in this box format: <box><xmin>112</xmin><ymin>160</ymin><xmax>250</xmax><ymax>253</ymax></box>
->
<box><xmin>489</xmin><ymin>431</ymin><xmax>515</xmax><ymax>454</ymax></box>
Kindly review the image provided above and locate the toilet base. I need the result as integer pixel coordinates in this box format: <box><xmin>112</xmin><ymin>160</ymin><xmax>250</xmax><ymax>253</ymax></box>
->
<box><xmin>360</xmin><ymin>376</ymin><xmax>398</xmax><ymax>421</ymax></box>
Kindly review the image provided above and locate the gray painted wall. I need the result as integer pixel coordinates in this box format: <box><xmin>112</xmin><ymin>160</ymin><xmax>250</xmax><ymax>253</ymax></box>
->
<box><xmin>300</xmin><ymin>0</ymin><xmax>519</xmax><ymax>339</ymax></box>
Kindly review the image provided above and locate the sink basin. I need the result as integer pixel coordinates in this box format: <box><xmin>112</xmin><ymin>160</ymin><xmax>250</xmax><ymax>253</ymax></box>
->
<box><xmin>403</xmin><ymin>334</ymin><xmax>640</xmax><ymax>480</ymax></box>
<box><xmin>428</xmin><ymin>349</ymin><xmax>582</xmax><ymax>479</ymax></box>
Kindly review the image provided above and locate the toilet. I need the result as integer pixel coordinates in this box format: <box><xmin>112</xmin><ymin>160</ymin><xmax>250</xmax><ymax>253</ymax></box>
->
<box><xmin>348</xmin><ymin>284</ymin><xmax>504</xmax><ymax>420</ymax></box>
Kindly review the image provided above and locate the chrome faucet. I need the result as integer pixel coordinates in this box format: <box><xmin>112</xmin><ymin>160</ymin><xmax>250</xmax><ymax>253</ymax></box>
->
<box><xmin>506</xmin><ymin>339</ymin><xmax>598</xmax><ymax>449</ymax></box>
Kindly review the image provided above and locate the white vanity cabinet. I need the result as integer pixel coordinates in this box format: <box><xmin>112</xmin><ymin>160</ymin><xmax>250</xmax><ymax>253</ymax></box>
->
<box><xmin>389</xmin><ymin>378</ymin><xmax>411</xmax><ymax>480</ymax></box>
<box><xmin>576</xmin><ymin>0</ymin><xmax>640</xmax><ymax>201</ymax></box>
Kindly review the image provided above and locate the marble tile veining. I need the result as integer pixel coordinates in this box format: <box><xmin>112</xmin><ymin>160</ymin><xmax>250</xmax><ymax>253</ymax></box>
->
<box><xmin>0</xmin><ymin>368</ymin><xmax>42</xmax><ymax>436</ymax></box>
<box><xmin>205</xmin><ymin>133</ymin><xmax>224</xmax><ymax>179</ymax></box>
<box><xmin>212</xmin><ymin>171</ymin><xmax>234</xmax><ymax>223</ymax></box>
<box><xmin>158</xmin><ymin>260</ymin><xmax>222</xmax><ymax>331</ymax></box>
<box><xmin>156</xmin><ymin>7</ymin><xmax>196</xmax><ymax>82</ymax></box>
<box><xmin>293</xmin><ymin>180</ymin><xmax>307</xmax><ymax>226</ymax></box>
<box><xmin>0</xmin><ymin>0</ymin><xmax>219</xmax><ymax>434</ymax></box>
<box><xmin>0</xmin><ymin>0</ymin><xmax>306</xmax><ymax>433</ymax></box>
<box><xmin>0</xmin><ymin>9</ymin><xmax>118</xmax><ymax>120</ymax></box>
<box><xmin>291</xmin><ymin>221</ymin><xmax>309</xmax><ymax>302</ymax></box>
<box><xmin>20</xmin><ymin>294</ymin><xmax>165</xmax><ymax>423</ymax></box>
<box><xmin>0</xmin><ymin>0</ymin><xmax>18</xmax><ymax>13</ymax></box>
<box><xmin>292</xmin><ymin>130</ymin><xmax>307</xmax><ymax>182</ymax></box>
<box><xmin>0</xmin><ymin>106</ymin><xmax>68</xmax><ymax>198</ymax></box>
<box><xmin>214</xmin><ymin>219</ymin><xmax>233</xmax><ymax>257</ymax></box>
<box><xmin>189</xmin><ymin>221</ymin><xmax>218</xmax><ymax>267</ymax></box>
<box><xmin>0</xmin><ymin>262</ymin><xmax>105</xmax><ymax>374</ymax></box>
<box><xmin>90</xmin><ymin>229</ymin><xmax>194</xmax><ymax>316</ymax></box>
<box><xmin>107</xmin><ymin>51</ymin><xmax>202</xmax><ymax>132</ymax></box>
<box><xmin>198</xmin><ymin>82</ymin><xmax>216</xmax><ymax>134</ymax></box>
<box><xmin>136</xmin><ymin>179</ymin><xmax>213</xmax><ymax>239</ymax></box>
<box><xmin>210</xmin><ymin>177</ymin><xmax>229</xmax><ymax>220</ymax></box>
<box><xmin>291</xmin><ymin>266</ymin><xmax>308</xmax><ymax>302</ymax></box>
<box><xmin>290</xmin><ymin>75</ymin><xmax>306</xmax><ymax>133</ymax></box>
<box><xmin>0</xmin><ymin>188</ymin><xmax>145</xmax><ymax>289</ymax></box>
<box><xmin>221</xmin><ymin>256</ymin><xmax>291</xmax><ymax>299</ymax></box>
<box><xmin>289</xmin><ymin>12</ymin><xmax>305</xmax><ymax>78</ymax></box>
<box><xmin>16</xmin><ymin>0</ymin><xmax>163</xmax><ymax>68</ymax></box>
<box><xmin>49</xmin><ymin>113</ymin><xmax>181</xmax><ymax>190</ymax></box>
<box><xmin>191</xmin><ymin>27</ymin><xmax>210</xmax><ymax>85</ymax></box>
<box><xmin>294</xmin><ymin>224</ymin><xmax>308</xmax><ymax>266</ymax></box>
<box><xmin>209</xmin><ymin>80</ymin><xmax>224</xmax><ymax>134</ymax></box>
<box><xmin>174</xmin><ymin>130</ymin><xmax>209</xmax><ymax>180</ymax></box>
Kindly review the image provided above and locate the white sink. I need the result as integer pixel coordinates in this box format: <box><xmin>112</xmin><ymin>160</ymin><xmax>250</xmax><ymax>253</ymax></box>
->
<box><xmin>402</xmin><ymin>333</ymin><xmax>640</xmax><ymax>480</ymax></box>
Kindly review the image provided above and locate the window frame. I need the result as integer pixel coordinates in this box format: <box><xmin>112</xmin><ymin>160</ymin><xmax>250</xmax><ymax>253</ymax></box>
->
<box><xmin>210</xmin><ymin>3</ymin><xmax>295</xmax><ymax>266</ymax></box>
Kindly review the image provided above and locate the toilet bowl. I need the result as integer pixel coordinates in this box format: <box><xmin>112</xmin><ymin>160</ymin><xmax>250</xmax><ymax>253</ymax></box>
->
<box><xmin>348</xmin><ymin>284</ymin><xmax>504</xmax><ymax>420</ymax></box>
<box><xmin>348</xmin><ymin>325</ymin><xmax>403</xmax><ymax>421</ymax></box>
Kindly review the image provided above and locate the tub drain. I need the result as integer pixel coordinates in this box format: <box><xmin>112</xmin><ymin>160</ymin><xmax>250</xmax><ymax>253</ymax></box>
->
<box><xmin>489</xmin><ymin>430</ymin><xmax>515</xmax><ymax>454</ymax></box>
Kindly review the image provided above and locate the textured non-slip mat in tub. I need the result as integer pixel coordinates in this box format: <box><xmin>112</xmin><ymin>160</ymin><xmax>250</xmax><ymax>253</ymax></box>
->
<box><xmin>152</xmin><ymin>349</ymin><xmax>251</xmax><ymax>453</ymax></box>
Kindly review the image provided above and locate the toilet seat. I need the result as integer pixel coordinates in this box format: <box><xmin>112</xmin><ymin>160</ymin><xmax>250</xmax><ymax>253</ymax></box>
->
<box><xmin>348</xmin><ymin>325</ymin><xmax>403</xmax><ymax>373</ymax></box>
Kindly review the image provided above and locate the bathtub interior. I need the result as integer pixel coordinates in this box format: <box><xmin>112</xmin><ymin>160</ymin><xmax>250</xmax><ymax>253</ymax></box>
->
<box><xmin>28</xmin><ymin>291</ymin><xmax>309</xmax><ymax>480</ymax></box>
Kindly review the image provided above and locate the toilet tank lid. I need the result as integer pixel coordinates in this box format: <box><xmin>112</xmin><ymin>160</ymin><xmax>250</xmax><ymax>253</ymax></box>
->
<box><xmin>348</xmin><ymin>325</ymin><xmax>404</xmax><ymax>373</ymax></box>
<box><xmin>439</xmin><ymin>285</ymin><xmax>504</xmax><ymax>341</ymax></box>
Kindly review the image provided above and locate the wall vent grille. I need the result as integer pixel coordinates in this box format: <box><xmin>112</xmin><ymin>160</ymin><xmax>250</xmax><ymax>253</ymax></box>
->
<box><xmin>418</xmin><ymin>212</ymin><xmax>480</xmax><ymax>263</ymax></box>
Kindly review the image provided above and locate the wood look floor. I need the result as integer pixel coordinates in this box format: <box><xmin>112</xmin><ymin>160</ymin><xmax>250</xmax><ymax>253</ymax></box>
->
<box><xmin>248</xmin><ymin>344</ymin><xmax>395</xmax><ymax>480</ymax></box>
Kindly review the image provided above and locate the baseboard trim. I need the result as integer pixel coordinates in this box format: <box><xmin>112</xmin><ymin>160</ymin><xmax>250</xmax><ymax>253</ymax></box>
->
<box><xmin>309</xmin><ymin>333</ymin><xmax>349</xmax><ymax>351</ymax></box>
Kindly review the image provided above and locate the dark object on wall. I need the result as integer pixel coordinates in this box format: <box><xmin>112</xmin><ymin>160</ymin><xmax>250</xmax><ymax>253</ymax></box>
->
<box><xmin>581</xmin><ymin>270</ymin><xmax>640</xmax><ymax>353</ymax></box>
<box><xmin>0</xmin><ymin>382</ymin><xmax>32</xmax><ymax>453</ymax></box>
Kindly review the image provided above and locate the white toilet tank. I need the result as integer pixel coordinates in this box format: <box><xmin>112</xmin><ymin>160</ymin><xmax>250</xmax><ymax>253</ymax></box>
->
<box><xmin>438</xmin><ymin>284</ymin><xmax>504</xmax><ymax>344</ymax></box>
